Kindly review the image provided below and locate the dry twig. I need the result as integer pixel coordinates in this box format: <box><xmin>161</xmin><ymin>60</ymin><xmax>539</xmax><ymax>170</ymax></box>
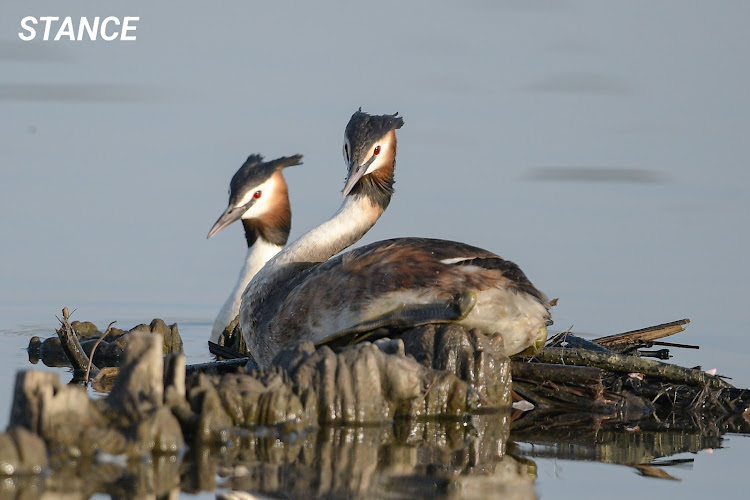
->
<box><xmin>84</xmin><ymin>320</ymin><xmax>116</xmax><ymax>384</ymax></box>
<box><xmin>594</xmin><ymin>319</ymin><xmax>690</xmax><ymax>348</ymax></box>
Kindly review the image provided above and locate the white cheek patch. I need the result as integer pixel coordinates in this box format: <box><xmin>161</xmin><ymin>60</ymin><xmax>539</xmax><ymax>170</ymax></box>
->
<box><xmin>364</xmin><ymin>134</ymin><xmax>394</xmax><ymax>174</ymax></box>
<box><xmin>238</xmin><ymin>176</ymin><xmax>279</xmax><ymax>219</ymax></box>
<box><xmin>366</xmin><ymin>155</ymin><xmax>385</xmax><ymax>174</ymax></box>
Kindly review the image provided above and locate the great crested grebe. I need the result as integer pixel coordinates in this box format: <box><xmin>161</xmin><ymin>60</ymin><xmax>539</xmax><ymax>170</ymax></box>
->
<box><xmin>207</xmin><ymin>153</ymin><xmax>302</xmax><ymax>343</ymax></box>
<box><xmin>240</xmin><ymin>109</ymin><xmax>551</xmax><ymax>368</ymax></box>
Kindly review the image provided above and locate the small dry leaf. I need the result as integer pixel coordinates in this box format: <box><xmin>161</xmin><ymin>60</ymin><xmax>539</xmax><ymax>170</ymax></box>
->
<box><xmin>512</xmin><ymin>400</ymin><xmax>535</xmax><ymax>412</ymax></box>
<box><xmin>633</xmin><ymin>465</ymin><xmax>680</xmax><ymax>481</ymax></box>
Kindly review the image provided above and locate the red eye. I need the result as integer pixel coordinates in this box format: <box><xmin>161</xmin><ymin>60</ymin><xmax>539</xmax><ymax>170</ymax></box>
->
<box><xmin>253</xmin><ymin>190</ymin><xmax>262</xmax><ymax>199</ymax></box>
<box><xmin>374</xmin><ymin>145</ymin><xmax>381</xmax><ymax>156</ymax></box>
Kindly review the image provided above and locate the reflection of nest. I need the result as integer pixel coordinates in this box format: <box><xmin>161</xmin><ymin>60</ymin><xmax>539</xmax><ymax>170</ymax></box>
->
<box><xmin>206</xmin><ymin>417</ymin><xmax>535</xmax><ymax>500</ymax></box>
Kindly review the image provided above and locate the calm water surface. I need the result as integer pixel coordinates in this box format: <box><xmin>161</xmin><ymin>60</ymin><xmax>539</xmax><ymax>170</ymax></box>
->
<box><xmin>1</xmin><ymin>1</ymin><xmax>748</xmax><ymax>498</ymax></box>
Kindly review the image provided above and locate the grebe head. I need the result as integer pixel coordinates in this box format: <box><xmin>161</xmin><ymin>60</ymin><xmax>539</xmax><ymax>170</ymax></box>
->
<box><xmin>207</xmin><ymin>154</ymin><xmax>303</xmax><ymax>239</ymax></box>
<box><xmin>342</xmin><ymin>109</ymin><xmax>404</xmax><ymax>197</ymax></box>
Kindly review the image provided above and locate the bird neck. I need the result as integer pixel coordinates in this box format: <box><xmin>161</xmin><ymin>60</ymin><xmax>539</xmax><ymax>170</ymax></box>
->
<box><xmin>242</xmin><ymin>236</ymin><xmax>285</xmax><ymax>282</ymax></box>
<box><xmin>211</xmin><ymin>236</ymin><xmax>283</xmax><ymax>342</ymax></box>
<box><xmin>348</xmin><ymin>162</ymin><xmax>394</xmax><ymax>213</ymax></box>
<box><xmin>211</xmin><ymin>198</ymin><xmax>291</xmax><ymax>343</ymax></box>
<box><xmin>273</xmin><ymin>192</ymin><xmax>386</xmax><ymax>266</ymax></box>
<box><xmin>267</xmin><ymin>145</ymin><xmax>396</xmax><ymax>266</ymax></box>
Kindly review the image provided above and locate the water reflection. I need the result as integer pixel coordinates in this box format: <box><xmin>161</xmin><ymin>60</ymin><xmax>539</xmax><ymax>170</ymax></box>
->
<box><xmin>3</xmin><ymin>414</ymin><xmax>535</xmax><ymax>499</ymax></box>
<box><xmin>197</xmin><ymin>415</ymin><xmax>529</xmax><ymax>500</ymax></box>
<box><xmin>0</xmin><ymin>83</ymin><xmax>158</xmax><ymax>102</ymax></box>
<box><xmin>522</xmin><ymin>73</ymin><xmax>632</xmax><ymax>95</ymax></box>
<box><xmin>0</xmin><ymin>40</ymin><xmax>70</xmax><ymax>62</ymax></box>
<box><xmin>524</xmin><ymin>166</ymin><xmax>666</xmax><ymax>183</ymax></box>
<box><xmin>3</xmin><ymin>405</ymin><xmax>748</xmax><ymax>498</ymax></box>
<box><xmin>511</xmin><ymin>408</ymin><xmax>750</xmax><ymax>483</ymax></box>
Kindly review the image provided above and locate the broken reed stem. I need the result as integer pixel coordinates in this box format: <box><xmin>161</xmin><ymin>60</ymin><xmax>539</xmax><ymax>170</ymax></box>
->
<box><xmin>56</xmin><ymin>307</ymin><xmax>99</xmax><ymax>379</ymax></box>
<box><xmin>527</xmin><ymin>347</ymin><xmax>733</xmax><ymax>389</ymax></box>
<box><xmin>185</xmin><ymin>358</ymin><xmax>253</xmax><ymax>374</ymax></box>
<box><xmin>207</xmin><ymin>341</ymin><xmax>247</xmax><ymax>360</ymax></box>
<box><xmin>593</xmin><ymin>318</ymin><xmax>690</xmax><ymax>347</ymax></box>
<box><xmin>84</xmin><ymin>321</ymin><xmax>116</xmax><ymax>384</ymax></box>
<box><xmin>511</xmin><ymin>361</ymin><xmax>605</xmax><ymax>386</ymax></box>
<box><xmin>651</xmin><ymin>340</ymin><xmax>700</xmax><ymax>350</ymax></box>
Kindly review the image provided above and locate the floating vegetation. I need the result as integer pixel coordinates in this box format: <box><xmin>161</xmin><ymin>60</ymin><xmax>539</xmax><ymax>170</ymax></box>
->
<box><xmin>5</xmin><ymin>309</ymin><xmax>748</xmax><ymax>497</ymax></box>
